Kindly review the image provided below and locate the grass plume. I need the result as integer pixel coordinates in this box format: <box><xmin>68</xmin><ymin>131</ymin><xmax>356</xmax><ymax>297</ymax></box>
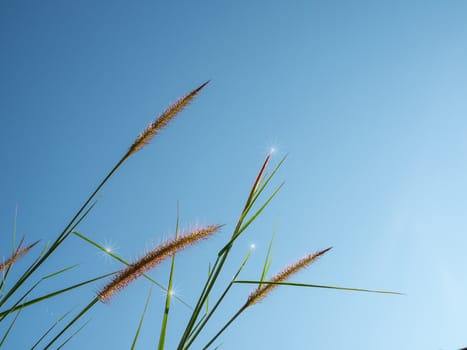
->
<box><xmin>245</xmin><ymin>247</ymin><xmax>332</xmax><ymax>307</ymax></box>
<box><xmin>98</xmin><ymin>224</ymin><xmax>222</xmax><ymax>302</ymax></box>
<box><xmin>126</xmin><ymin>81</ymin><xmax>209</xmax><ymax>158</ymax></box>
<box><xmin>202</xmin><ymin>246</ymin><xmax>332</xmax><ymax>349</ymax></box>
<box><xmin>0</xmin><ymin>238</ymin><xmax>39</xmax><ymax>274</ymax></box>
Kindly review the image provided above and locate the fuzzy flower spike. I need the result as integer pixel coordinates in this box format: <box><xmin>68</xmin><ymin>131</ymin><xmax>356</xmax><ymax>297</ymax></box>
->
<box><xmin>125</xmin><ymin>81</ymin><xmax>209</xmax><ymax>158</ymax></box>
<box><xmin>0</xmin><ymin>237</ymin><xmax>39</xmax><ymax>274</ymax></box>
<box><xmin>98</xmin><ymin>224</ymin><xmax>222</xmax><ymax>302</ymax></box>
<box><xmin>245</xmin><ymin>246</ymin><xmax>332</xmax><ymax>307</ymax></box>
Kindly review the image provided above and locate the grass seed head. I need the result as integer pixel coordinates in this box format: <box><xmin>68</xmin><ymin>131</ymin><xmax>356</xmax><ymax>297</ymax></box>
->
<box><xmin>245</xmin><ymin>247</ymin><xmax>332</xmax><ymax>307</ymax></box>
<box><xmin>0</xmin><ymin>238</ymin><xmax>40</xmax><ymax>273</ymax></box>
<box><xmin>98</xmin><ymin>224</ymin><xmax>221</xmax><ymax>302</ymax></box>
<box><xmin>126</xmin><ymin>81</ymin><xmax>209</xmax><ymax>158</ymax></box>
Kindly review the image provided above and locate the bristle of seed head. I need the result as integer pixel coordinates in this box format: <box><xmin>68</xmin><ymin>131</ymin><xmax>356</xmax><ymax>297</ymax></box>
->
<box><xmin>126</xmin><ymin>81</ymin><xmax>209</xmax><ymax>158</ymax></box>
<box><xmin>245</xmin><ymin>247</ymin><xmax>332</xmax><ymax>307</ymax></box>
<box><xmin>98</xmin><ymin>224</ymin><xmax>221</xmax><ymax>302</ymax></box>
<box><xmin>0</xmin><ymin>239</ymin><xmax>40</xmax><ymax>273</ymax></box>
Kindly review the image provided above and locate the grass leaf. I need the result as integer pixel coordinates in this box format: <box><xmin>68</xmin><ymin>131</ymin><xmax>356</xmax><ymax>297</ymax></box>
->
<box><xmin>233</xmin><ymin>280</ymin><xmax>403</xmax><ymax>295</ymax></box>
<box><xmin>131</xmin><ymin>288</ymin><xmax>153</xmax><ymax>350</ymax></box>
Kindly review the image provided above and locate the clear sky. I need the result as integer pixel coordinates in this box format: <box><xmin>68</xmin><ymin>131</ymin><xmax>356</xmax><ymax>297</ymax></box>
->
<box><xmin>1</xmin><ymin>1</ymin><xmax>467</xmax><ymax>349</ymax></box>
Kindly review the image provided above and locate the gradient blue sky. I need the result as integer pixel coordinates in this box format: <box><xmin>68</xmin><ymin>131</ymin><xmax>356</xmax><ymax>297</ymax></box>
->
<box><xmin>1</xmin><ymin>1</ymin><xmax>467</xmax><ymax>349</ymax></box>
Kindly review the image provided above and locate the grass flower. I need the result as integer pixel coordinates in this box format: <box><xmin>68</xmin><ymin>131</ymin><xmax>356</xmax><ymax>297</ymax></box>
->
<box><xmin>98</xmin><ymin>224</ymin><xmax>222</xmax><ymax>302</ymax></box>
<box><xmin>245</xmin><ymin>246</ymin><xmax>332</xmax><ymax>307</ymax></box>
<box><xmin>0</xmin><ymin>238</ymin><xmax>39</xmax><ymax>274</ymax></box>
<box><xmin>125</xmin><ymin>81</ymin><xmax>209</xmax><ymax>158</ymax></box>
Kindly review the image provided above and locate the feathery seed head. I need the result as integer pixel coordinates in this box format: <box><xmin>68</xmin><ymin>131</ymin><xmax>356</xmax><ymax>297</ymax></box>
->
<box><xmin>98</xmin><ymin>224</ymin><xmax>221</xmax><ymax>302</ymax></box>
<box><xmin>126</xmin><ymin>81</ymin><xmax>209</xmax><ymax>158</ymax></box>
<box><xmin>0</xmin><ymin>238</ymin><xmax>40</xmax><ymax>273</ymax></box>
<box><xmin>245</xmin><ymin>247</ymin><xmax>332</xmax><ymax>307</ymax></box>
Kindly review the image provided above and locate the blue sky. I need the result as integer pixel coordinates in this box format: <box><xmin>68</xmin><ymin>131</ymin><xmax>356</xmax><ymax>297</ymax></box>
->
<box><xmin>1</xmin><ymin>1</ymin><xmax>467</xmax><ymax>349</ymax></box>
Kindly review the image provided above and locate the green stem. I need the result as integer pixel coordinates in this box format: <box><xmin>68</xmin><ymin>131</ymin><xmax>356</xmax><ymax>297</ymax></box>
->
<box><xmin>44</xmin><ymin>298</ymin><xmax>99</xmax><ymax>349</ymax></box>
<box><xmin>202</xmin><ymin>306</ymin><xmax>247</xmax><ymax>350</ymax></box>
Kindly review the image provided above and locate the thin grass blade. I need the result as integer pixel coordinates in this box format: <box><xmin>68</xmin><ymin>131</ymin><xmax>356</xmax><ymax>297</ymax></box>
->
<box><xmin>233</xmin><ymin>280</ymin><xmax>403</xmax><ymax>295</ymax></box>
<box><xmin>44</xmin><ymin>298</ymin><xmax>99</xmax><ymax>349</ymax></box>
<box><xmin>260</xmin><ymin>231</ymin><xmax>276</xmax><ymax>288</ymax></box>
<box><xmin>158</xmin><ymin>204</ymin><xmax>180</xmax><ymax>350</ymax></box>
<box><xmin>184</xmin><ymin>249</ymin><xmax>252</xmax><ymax>349</ymax></box>
<box><xmin>56</xmin><ymin>319</ymin><xmax>91</xmax><ymax>350</ymax></box>
<box><xmin>0</xmin><ymin>305</ymin><xmax>23</xmax><ymax>347</ymax></box>
<box><xmin>131</xmin><ymin>288</ymin><xmax>153</xmax><ymax>350</ymax></box>
<box><xmin>178</xmin><ymin>153</ymin><xmax>280</xmax><ymax>349</ymax></box>
<box><xmin>0</xmin><ymin>272</ymin><xmax>112</xmax><ymax>318</ymax></box>
<box><xmin>31</xmin><ymin>309</ymin><xmax>74</xmax><ymax>349</ymax></box>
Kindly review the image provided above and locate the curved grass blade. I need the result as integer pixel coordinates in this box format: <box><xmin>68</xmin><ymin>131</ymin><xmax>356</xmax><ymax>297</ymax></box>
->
<box><xmin>56</xmin><ymin>319</ymin><xmax>91</xmax><ymax>350</ymax></box>
<box><xmin>0</xmin><ymin>202</ymin><xmax>96</xmax><ymax>308</ymax></box>
<box><xmin>0</xmin><ymin>304</ymin><xmax>23</xmax><ymax>347</ymax></box>
<box><xmin>260</xmin><ymin>231</ymin><xmax>276</xmax><ymax>288</ymax></box>
<box><xmin>44</xmin><ymin>298</ymin><xmax>99</xmax><ymax>349</ymax></box>
<box><xmin>236</xmin><ymin>182</ymin><xmax>284</xmax><ymax>238</ymax></box>
<box><xmin>158</xmin><ymin>204</ymin><xmax>180</xmax><ymax>350</ymax></box>
<box><xmin>205</xmin><ymin>263</ymin><xmax>211</xmax><ymax>315</ymax></box>
<box><xmin>31</xmin><ymin>308</ymin><xmax>74</xmax><ymax>349</ymax></box>
<box><xmin>0</xmin><ymin>271</ymin><xmax>111</xmax><ymax>318</ymax></box>
<box><xmin>132</xmin><ymin>287</ymin><xmax>153</xmax><ymax>350</ymax></box>
<box><xmin>202</xmin><ymin>306</ymin><xmax>246</xmax><ymax>350</ymax></box>
<box><xmin>0</xmin><ymin>264</ymin><xmax>77</xmax><ymax>322</ymax></box>
<box><xmin>232</xmin><ymin>280</ymin><xmax>404</xmax><ymax>295</ymax></box>
<box><xmin>0</xmin><ymin>264</ymin><xmax>78</xmax><ymax>321</ymax></box>
<box><xmin>184</xmin><ymin>249</ymin><xmax>252</xmax><ymax>349</ymax></box>
<box><xmin>178</xmin><ymin>153</ymin><xmax>279</xmax><ymax>349</ymax></box>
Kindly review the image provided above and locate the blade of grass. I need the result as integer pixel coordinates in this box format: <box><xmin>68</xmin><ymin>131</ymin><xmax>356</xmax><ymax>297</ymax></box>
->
<box><xmin>233</xmin><ymin>280</ymin><xmax>403</xmax><ymax>295</ymax></box>
<box><xmin>0</xmin><ymin>201</ymin><xmax>96</xmax><ymax>308</ymax></box>
<box><xmin>0</xmin><ymin>264</ymin><xmax>79</xmax><ymax>322</ymax></box>
<box><xmin>0</xmin><ymin>304</ymin><xmax>23</xmax><ymax>347</ymax></box>
<box><xmin>0</xmin><ymin>271</ymin><xmax>111</xmax><ymax>318</ymax></box>
<box><xmin>184</xmin><ymin>249</ymin><xmax>252</xmax><ymax>349</ymax></box>
<box><xmin>158</xmin><ymin>204</ymin><xmax>180</xmax><ymax>350</ymax></box>
<box><xmin>44</xmin><ymin>298</ymin><xmax>99</xmax><ymax>349</ymax></box>
<box><xmin>216</xmin><ymin>182</ymin><xmax>284</xmax><ymax>259</ymax></box>
<box><xmin>178</xmin><ymin>153</ymin><xmax>279</xmax><ymax>349</ymax></box>
<box><xmin>202</xmin><ymin>306</ymin><xmax>246</xmax><ymax>350</ymax></box>
<box><xmin>56</xmin><ymin>319</ymin><xmax>91</xmax><ymax>350</ymax></box>
<box><xmin>132</xmin><ymin>287</ymin><xmax>153</xmax><ymax>350</ymax></box>
<box><xmin>205</xmin><ymin>263</ymin><xmax>211</xmax><ymax>315</ymax></box>
<box><xmin>31</xmin><ymin>308</ymin><xmax>75</xmax><ymax>349</ymax></box>
<box><xmin>243</xmin><ymin>154</ymin><xmax>287</xmax><ymax>221</ymax></box>
<box><xmin>236</xmin><ymin>182</ymin><xmax>284</xmax><ymax>238</ymax></box>
<box><xmin>260</xmin><ymin>231</ymin><xmax>276</xmax><ymax>288</ymax></box>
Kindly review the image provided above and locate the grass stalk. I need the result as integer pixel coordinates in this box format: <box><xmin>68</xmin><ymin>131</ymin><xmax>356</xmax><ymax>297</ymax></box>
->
<box><xmin>178</xmin><ymin>154</ymin><xmax>285</xmax><ymax>350</ymax></box>
<box><xmin>184</xmin><ymin>249</ymin><xmax>252</xmax><ymax>349</ymax></box>
<box><xmin>43</xmin><ymin>298</ymin><xmax>99</xmax><ymax>349</ymax></box>
<box><xmin>131</xmin><ymin>287</ymin><xmax>153</xmax><ymax>350</ymax></box>
<box><xmin>31</xmin><ymin>309</ymin><xmax>74</xmax><ymax>349</ymax></box>
<box><xmin>178</xmin><ymin>153</ymin><xmax>281</xmax><ymax>349</ymax></box>
<box><xmin>157</xmin><ymin>204</ymin><xmax>180</xmax><ymax>350</ymax></box>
